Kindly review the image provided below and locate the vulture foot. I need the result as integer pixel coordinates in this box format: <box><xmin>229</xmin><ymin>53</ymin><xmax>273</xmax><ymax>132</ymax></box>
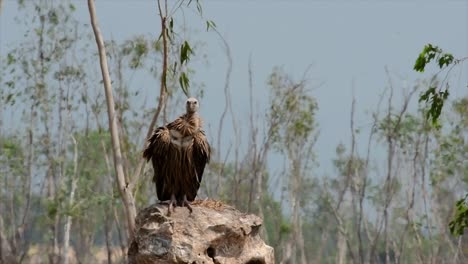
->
<box><xmin>181</xmin><ymin>195</ymin><xmax>193</xmax><ymax>213</ymax></box>
<box><xmin>159</xmin><ymin>194</ymin><xmax>177</xmax><ymax>216</ymax></box>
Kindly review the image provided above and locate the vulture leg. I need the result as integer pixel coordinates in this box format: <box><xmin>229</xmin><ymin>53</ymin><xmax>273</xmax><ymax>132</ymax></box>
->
<box><xmin>159</xmin><ymin>194</ymin><xmax>177</xmax><ymax>216</ymax></box>
<box><xmin>181</xmin><ymin>195</ymin><xmax>193</xmax><ymax>213</ymax></box>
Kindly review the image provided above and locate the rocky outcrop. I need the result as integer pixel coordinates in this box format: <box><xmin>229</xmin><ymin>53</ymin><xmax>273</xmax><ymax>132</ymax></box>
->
<box><xmin>128</xmin><ymin>200</ymin><xmax>274</xmax><ymax>264</ymax></box>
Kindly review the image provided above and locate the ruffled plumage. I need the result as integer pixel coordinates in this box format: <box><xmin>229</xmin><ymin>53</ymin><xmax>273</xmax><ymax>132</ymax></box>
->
<box><xmin>143</xmin><ymin>110</ymin><xmax>210</xmax><ymax>204</ymax></box>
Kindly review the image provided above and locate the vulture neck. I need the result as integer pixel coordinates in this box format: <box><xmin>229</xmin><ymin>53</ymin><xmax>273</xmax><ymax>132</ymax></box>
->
<box><xmin>182</xmin><ymin>111</ymin><xmax>201</xmax><ymax>132</ymax></box>
<box><xmin>186</xmin><ymin>111</ymin><xmax>198</xmax><ymax>117</ymax></box>
<box><xmin>185</xmin><ymin>112</ymin><xmax>199</xmax><ymax>123</ymax></box>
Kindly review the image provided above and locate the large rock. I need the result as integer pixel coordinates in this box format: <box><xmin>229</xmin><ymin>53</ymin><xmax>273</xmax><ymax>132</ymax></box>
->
<box><xmin>128</xmin><ymin>200</ymin><xmax>274</xmax><ymax>264</ymax></box>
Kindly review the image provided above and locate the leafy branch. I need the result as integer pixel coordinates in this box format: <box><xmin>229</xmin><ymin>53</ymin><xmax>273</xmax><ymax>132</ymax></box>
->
<box><xmin>415</xmin><ymin>44</ymin><xmax>468</xmax><ymax>237</ymax></box>
<box><xmin>414</xmin><ymin>44</ymin><xmax>452</xmax><ymax>125</ymax></box>
<box><xmin>449</xmin><ymin>195</ymin><xmax>468</xmax><ymax>236</ymax></box>
<box><xmin>413</xmin><ymin>44</ymin><xmax>467</xmax><ymax>126</ymax></box>
<box><xmin>413</xmin><ymin>44</ymin><xmax>454</xmax><ymax>73</ymax></box>
<box><xmin>179</xmin><ymin>40</ymin><xmax>194</xmax><ymax>96</ymax></box>
<box><xmin>413</xmin><ymin>44</ymin><xmax>468</xmax><ymax>127</ymax></box>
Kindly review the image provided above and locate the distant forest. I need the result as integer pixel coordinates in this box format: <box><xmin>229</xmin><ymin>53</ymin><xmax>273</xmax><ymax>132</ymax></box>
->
<box><xmin>1</xmin><ymin>1</ymin><xmax>467</xmax><ymax>264</ymax></box>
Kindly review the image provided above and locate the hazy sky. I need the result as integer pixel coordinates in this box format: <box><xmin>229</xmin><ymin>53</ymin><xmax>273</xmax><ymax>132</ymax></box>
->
<box><xmin>1</xmin><ymin>0</ymin><xmax>467</xmax><ymax>177</ymax></box>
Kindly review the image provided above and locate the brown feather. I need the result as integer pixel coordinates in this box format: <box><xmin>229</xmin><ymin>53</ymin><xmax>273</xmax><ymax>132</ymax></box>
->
<box><xmin>143</xmin><ymin>110</ymin><xmax>210</xmax><ymax>203</ymax></box>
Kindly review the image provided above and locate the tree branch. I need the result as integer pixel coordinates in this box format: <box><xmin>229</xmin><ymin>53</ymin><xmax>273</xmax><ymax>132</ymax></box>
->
<box><xmin>129</xmin><ymin>0</ymin><xmax>168</xmax><ymax>192</ymax></box>
<box><xmin>87</xmin><ymin>0</ymin><xmax>136</xmax><ymax>240</ymax></box>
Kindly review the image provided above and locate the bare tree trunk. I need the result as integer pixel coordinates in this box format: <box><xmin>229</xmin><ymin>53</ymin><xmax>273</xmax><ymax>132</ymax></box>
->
<box><xmin>247</xmin><ymin>56</ymin><xmax>256</xmax><ymax>208</ymax></box>
<box><xmin>290</xmin><ymin>171</ymin><xmax>298</xmax><ymax>264</ymax></box>
<box><xmin>454</xmin><ymin>236</ymin><xmax>464</xmax><ymax>264</ymax></box>
<box><xmin>113</xmin><ymin>206</ymin><xmax>126</xmax><ymax>258</ymax></box>
<box><xmin>34</xmin><ymin>10</ymin><xmax>59</xmax><ymax>263</ymax></box>
<box><xmin>12</xmin><ymin>103</ymin><xmax>37</xmax><ymax>264</ymax></box>
<box><xmin>297</xmin><ymin>217</ymin><xmax>307</xmax><ymax>264</ymax></box>
<box><xmin>330</xmin><ymin>196</ymin><xmax>357</xmax><ymax>264</ymax></box>
<box><xmin>87</xmin><ymin>0</ymin><xmax>137</xmax><ymax>240</ymax></box>
<box><xmin>0</xmin><ymin>217</ymin><xmax>9</xmax><ymax>263</ymax></box>
<box><xmin>293</xmin><ymin>160</ymin><xmax>307</xmax><ymax>264</ymax></box>
<box><xmin>280</xmin><ymin>240</ymin><xmax>292</xmax><ymax>264</ymax></box>
<box><xmin>337</xmin><ymin>230</ymin><xmax>347</xmax><ymax>264</ymax></box>
<box><xmin>99</xmin><ymin>135</ymin><xmax>114</xmax><ymax>264</ymax></box>
<box><xmin>62</xmin><ymin>182</ymin><xmax>77</xmax><ymax>264</ymax></box>
<box><xmin>62</xmin><ymin>136</ymin><xmax>78</xmax><ymax>264</ymax></box>
<box><xmin>214</xmin><ymin>28</ymin><xmax>234</xmax><ymax>199</ymax></box>
<box><xmin>314</xmin><ymin>223</ymin><xmax>330</xmax><ymax>263</ymax></box>
<box><xmin>347</xmin><ymin>94</ymin><xmax>366</xmax><ymax>264</ymax></box>
<box><xmin>101</xmin><ymin>140</ymin><xmax>127</xmax><ymax>258</ymax></box>
<box><xmin>104</xmin><ymin>211</ymin><xmax>113</xmax><ymax>264</ymax></box>
<box><xmin>246</xmin><ymin>57</ymin><xmax>269</xmax><ymax>242</ymax></box>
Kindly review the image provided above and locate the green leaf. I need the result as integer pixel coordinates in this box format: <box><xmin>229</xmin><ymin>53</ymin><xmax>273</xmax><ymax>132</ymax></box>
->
<box><xmin>34</xmin><ymin>28</ymin><xmax>43</xmax><ymax>37</ymax></box>
<box><xmin>438</xmin><ymin>53</ymin><xmax>454</xmax><ymax>68</ymax></box>
<box><xmin>419</xmin><ymin>86</ymin><xmax>436</xmax><ymax>102</ymax></box>
<box><xmin>5</xmin><ymin>81</ymin><xmax>15</xmax><ymax>88</ymax></box>
<box><xmin>134</xmin><ymin>40</ymin><xmax>148</xmax><ymax>57</ymax></box>
<box><xmin>449</xmin><ymin>195</ymin><xmax>468</xmax><ymax>236</ymax></box>
<box><xmin>7</xmin><ymin>53</ymin><xmax>16</xmax><ymax>65</ymax></box>
<box><xmin>196</xmin><ymin>1</ymin><xmax>203</xmax><ymax>16</ymax></box>
<box><xmin>414</xmin><ymin>44</ymin><xmax>441</xmax><ymax>72</ymax></box>
<box><xmin>5</xmin><ymin>94</ymin><xmax>14</xmax><ymax>104</ymax></box>
<box><xmin>172</xmin><ymin>61</ymin><xmax>178</xmax><ymax>76</ymax></box>
<box><xmin>47</xmin><ymin>201</ymin><xmax>58</xmax><ymax>218</ymax></box>
<box><xmin>414</xmin><ymin>54</ymin><xmax>426</xmax><ymax>72</ymax></box>
<box><xmin>179</xmin><ymin>72</ymin><xmax>190</xmax><ymax>96</ymax></box>
<box><xmin>418</xmin><ymin>85</ymin><xmax>451</xmax><ymax>126</ymax></box>
<box><xmin>414</xmin><ymin>44</ymin><xmax>456</xmax><ymax>72</ymax></box>
<box><xmin>48</xmin><ymin>10</ymin><xmax>59</xmax><ymax>25</ymax></box>
<box><xmin>280</xmin><ymin>221</ymin><xmax>292</xmax><ymax>234</ymax></box>
<box><xmin>206</xmin><ymin>20</ymin><xmax>216</xmax><ymax>31</ymax></box>
<box><xmin>180</xmin><ymin>41</ymin><xmax>194</xmax><ymax>65</ymax></box>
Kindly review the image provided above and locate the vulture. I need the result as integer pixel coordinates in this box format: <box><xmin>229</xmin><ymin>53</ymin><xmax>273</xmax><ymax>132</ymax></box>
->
<box><xmin>143</xmin><ymin>97</ymin><xmax>211</xmax><ymax>213</ymax></box>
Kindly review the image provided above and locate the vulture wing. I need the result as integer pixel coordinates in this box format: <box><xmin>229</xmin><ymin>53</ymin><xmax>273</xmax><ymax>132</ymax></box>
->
<box><xmin>143</xmin><ymin>126</ymin><xmax>171</xmax><ymax>201</ymax></box>
<box><xmin>189</xmin><ymin>129</ymin><xmax>211</xmax><ymax>200</ymax></box>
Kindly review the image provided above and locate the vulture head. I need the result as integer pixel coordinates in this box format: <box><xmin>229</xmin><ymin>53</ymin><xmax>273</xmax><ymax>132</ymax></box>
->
<box><xmin>186</xmin><ymin>97</ymin><xmax>199</xmax><ymax>114</ymax></box>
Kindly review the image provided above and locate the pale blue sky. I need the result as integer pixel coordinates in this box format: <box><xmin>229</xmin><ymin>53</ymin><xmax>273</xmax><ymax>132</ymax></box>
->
<box><xmin>1</xmin><ymin>0</ymin><xmax>467</xmax><ymax>178</ymax></box>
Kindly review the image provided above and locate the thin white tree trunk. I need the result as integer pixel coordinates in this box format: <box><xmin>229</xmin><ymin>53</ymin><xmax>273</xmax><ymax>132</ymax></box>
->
<box><xmin>87</xmin><ymin>0</ymin><xmax>137</xmax><ymax>239</ymax></box>
<box><xmin>280</xmin><ymin>241</ymin><xmax>292</xmax><ymax>264</ymax></box>
<box><xmin>337</xmin><ymin>230</ymin><xmax>347</xmax><ymax>264</ymax></box>
<box><xmin>297</xmin><ymin>217</ymin><xmax>307</xmax><ymax>264</ymax></box>
<box><xmin>0</xmin><ymin>217</ymin><xmax>11</xmax><ymax>261</ymax></box>
<box><xmin>62</xmin><ymin>136</ymin><xmax>78</xmax><ymax>264</ymax></box>
<box><xmin>62</xmin><ymin>178</ymin><xmax>77</xmax><ymax>264</ymax></box>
